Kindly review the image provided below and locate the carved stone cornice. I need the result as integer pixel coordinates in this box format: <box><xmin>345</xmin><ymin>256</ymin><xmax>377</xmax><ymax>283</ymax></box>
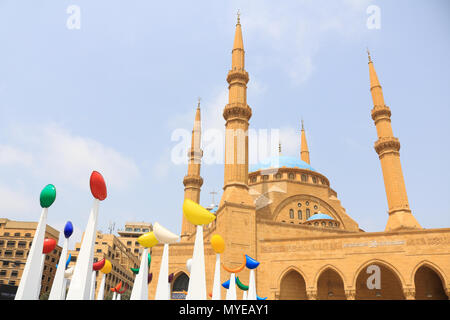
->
<box><xmin>188</xmin><ymin>148</ymin><xmax>203</xmax><ymax>159</ymax></box>
<box><xmin>345</xmin><ymin>289</ymin><xmax>356</xmax><ymax>300</ymax></box>
<box><xmin>306</xmin><ymin>289</ymin><xmax>317</xmax><ymax>300</ymax></box>
<box><xmin>403</xmin><ymin>288</ymin><xmax>416</xmax><ymax>300</ymax></box>
<box><xmin>223</xmin><ymin>103</ymin><xmax>252</xmax><ymax>121</ymax></box>
<box><xmin>183</xmin><ymin>175</ymin><xmax>203</xmax><ymax>187</ymax></box>
<box><xmin>374</xmin><ymin>137</ymin><xmax>400</xmax><ymax>155</ymax></box>
<box><xmin>371</xmin><ymin>105</ymin><xmax>391</xmax><ymax>121</ymax></box>
<box><xmin>227</xmin><ymin>70</ymin><xmax>249</xmax><ymax>84</ymax></box>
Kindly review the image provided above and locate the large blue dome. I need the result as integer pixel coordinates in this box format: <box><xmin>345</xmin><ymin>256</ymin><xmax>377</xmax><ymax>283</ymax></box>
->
<box><xmin>250</xmin><ymin>155</ymin><xmax>316</xmax><ymax>172</ymax></box>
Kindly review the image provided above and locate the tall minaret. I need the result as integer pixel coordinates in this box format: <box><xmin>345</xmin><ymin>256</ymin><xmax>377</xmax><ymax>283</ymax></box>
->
<box><xmin>300</xmin><ymin>120</ymin><xmax>310</xmax><ymax>164</ymax></box>
<box><xmin>368</xmin><ymin>51</ymin><xmax>421</xmax><ymax>231</ymax></box>
<box><xmin>181</xmin><ymin>100</ymin><xmax>204</xmax><ymax>241</ymax></box>
<box><xmin>220</xmin><ymin>11</ymin><xmax>253</xmax><ymax>206</ymax></box>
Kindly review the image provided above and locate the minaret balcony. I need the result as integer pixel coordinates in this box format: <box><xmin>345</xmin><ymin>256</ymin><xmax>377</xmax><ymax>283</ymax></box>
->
<box><xmin>183</xmin><ymin>175</ymin><xmax>203</xmax><ymax>187</ymax></box>
<box><xmin>371</xmin><ymin>105</ymin><xmax>391</xmax><ymax>121</ymax></box>
<box><xmin>374</xmin><ymin>137</ymin><xmax>401</xmax><ymax>155</ymax></box>
<box><xmin>227</xmin><ymin>69</ymin><xmax>249</xmax><ymax>84</ymax></box>
<box><xmin>223</xmin><ymin>103</ymin><xmax>252</xmax><ymax>121</ymax></box>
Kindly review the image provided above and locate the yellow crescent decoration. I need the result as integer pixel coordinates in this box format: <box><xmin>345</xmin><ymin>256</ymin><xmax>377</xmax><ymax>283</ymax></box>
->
<box><xmin>138</xmin><ymin>231</ymin><xmax>159</xmax><ymax>248</ymax></box>
<box><xmin>210</xmin><ymin>234</ymin><xmax>225</xmax><ymax>254</ymax></box>
<box><xmin>222</xmin><ymin>255</ymin><xmax>246</xmax><ymax>273</ymax></box>
<box><xmin>183</xmin><ymin>199</ymin><xmax>216</xmax><ymax>225</ymax></box>
<box><xmin>100</xmin><ymin>259</ymin><xmax>112</xmax><ymax>274</ymax></box>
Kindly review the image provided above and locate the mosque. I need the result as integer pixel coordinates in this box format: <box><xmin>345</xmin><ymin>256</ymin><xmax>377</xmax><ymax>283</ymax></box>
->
<box><xmin>147</xmin><ymin>16</ymin><xmax>450</xmax><ymax>300</ymax></box>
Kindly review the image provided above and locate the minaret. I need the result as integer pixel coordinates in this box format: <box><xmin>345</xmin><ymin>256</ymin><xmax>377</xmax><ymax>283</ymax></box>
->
<box><xmin>367</xmin><ymin>51</ymin><xmax>421</xmax><ymax>231</ymax></box>
<box><xmin>181</xmin><ymin>100</ymin><xmax>204</xmax><ymax>241</ymax></box>
<box><xmin>220</xmin><ymin>11</ymin><xmax>253</xmax><ymax>206</ymax></box>
<box><xmin>216</xmin><ymin>13</ymin><xmax>256</xmax><ymax>295</ymax></box>
<box><xmin>300</xmin><ymin>120</ymin><xmax>310</xmax><ymax>164</ymax></box>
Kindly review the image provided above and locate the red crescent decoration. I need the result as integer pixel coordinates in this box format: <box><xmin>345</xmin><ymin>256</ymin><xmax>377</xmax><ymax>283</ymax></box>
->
<box><xmin>42</xmin><ymin>238</ymin><xmax>57</xmax><ymax>254</ymax></box>
<box><xmin>90</xmin><ymin>171</ymin><xmax>107</xmax><ymax>201</ymax></box>
<box><xmin>114</xmin><ymin>281</ymin><xmax>123</xmax><ymax>292</ymax></box>
<box><xmin>117</xmin><ymin>284</ymin><xmax>128</xmax><ymax>294</ymax></box>
<box><xmin>110</xmin><ymin>288</ymin><xmax>116</xmax><ymax>292</ymax></box>
<box><xmin>222</xmin><ymin>255</ymin><xmax>246</xmax><ymax>273</ymax></box>
<box><xmin>93</xmin><ymin>258</ymin><xmax>106</xmax><ymax>271</ymax></box>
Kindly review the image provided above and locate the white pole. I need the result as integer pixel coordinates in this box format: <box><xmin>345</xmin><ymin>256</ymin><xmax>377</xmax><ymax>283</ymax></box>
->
<box><xmin>155</xmin><ymin>244</ymin><xmax>169</xmax><ymax>300</ymax></box>
<box><xmin>226</xmin><ymin>273</ymin><xmax>237</xmax><ymax>300</ymax></box>
<box><xmin>15</xmin><ymin>208</ymin><xmax>48</xmax><ymax>300</ymax></box>
<box><xmin>117</xmin><ymin>294</ymin><xmax>121</xmax><ymax>300</ymax></box>
<box><xmin>36</xmin><ymin>254</ymin><xmax>46</xmax><ymax>299</ymax></box>
<box><xmin>212</xmin><ymin>253</ymin><xmax>221</xmax><ymax>300</ymax></box>
<box><xmin>96</xmin><ymin>273</ymin><xmax>106</xmax><ymax>300</ymax></box>
<box><xmin>89</xmin><ymin>270</ymin><xmax>96</xmax><ymax>300</ymax></box>
<box><xmin>130</xmin><ymin>248</ymin><xmax>149</xmax><ymax>300</ymax></box>
<box><xmin>247</xmin><ymin>269</ymin><xmax>256</xmax><ymax>300</ymax></box>
<box><xmin>186</xmin><ymin>225</ymin><xmax>206</xmax><ymax>300</ymax></box>
<box><xmin>243</xmin><ymin>290</ymin><xmax>248</xmax><ymax>300</ymax></box>
<box><xmin>66</xmin><ymin>199</ymin><xmax>99</xmax><ymax>300</ymax></box>
<box><xmin>112</xmin><ymin>291</ymin><xmax>117</xmax><ymax>300</ymax></box>
<box><xmin>49</xmin><ymin>238</ymin><xmax>69</xmax><ymax>300</ymax></box>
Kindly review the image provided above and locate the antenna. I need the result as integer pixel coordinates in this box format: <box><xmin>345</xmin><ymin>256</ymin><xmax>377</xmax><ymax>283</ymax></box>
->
<box><xmin>210</xmin><ymin>191</ymin><xmax>218</xmax><ymax>206</ymax></box>
<box><xmin>108</xmin><ymin>221</ymin><xmax>116</xmax><ymax>234</ymax></box>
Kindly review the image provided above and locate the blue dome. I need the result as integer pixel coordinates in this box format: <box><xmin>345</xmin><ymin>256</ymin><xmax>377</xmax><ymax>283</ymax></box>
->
<box><xmin>307</xmin><ymin>213</ymin><xmax>334</xmax><ymax>221</ymax></box>
<box><xmin>250</xmin><ymin>155</ymin><xmax>315</xmax><ymax>172</ymax></box>
<box><xmin>209</xmin><ymin>206</ymin><xmax>218</xmax><ymax>214</ymax></box>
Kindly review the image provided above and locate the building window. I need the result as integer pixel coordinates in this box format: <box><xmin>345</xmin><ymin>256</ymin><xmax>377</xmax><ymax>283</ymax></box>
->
<box><xmin>2</xmin><ymin>261</ymin><xmax>9</xmax><ymax>266</ymax></box>
<box><xmin>321</xmin><ymin>222</ymin><xmax>326</xmax><ymax>227</ymax></box>
<box><xmin>314</xmin><ymin>222</ymin><xmax>319</xmax><ymax>226</ymax></box>
<box><xmin>5</xmin><ymin>251</ymin><xmax>12</xmax><ymax>257</ymax></box>
<box><xmin>288</xmin><ymin>173</ymin><xmax>295</xmax><ymax>180</ymax></box>
<box><xmin>289</xmin><ymin>209</ymin><xmax>294</xmax><ymax>219</ymax></box>
<box><xmin>329</xmin><ymin>222</ymin><xmax>334</xmax><ymax>227</ymax></box>
<box><xmin>7</xmin><ymin>241</ymin><xmax>15</xmax><ymax>247</ymax></box>
<box><xmin>312</xmin><ymin>176</ymin><xmax>317</xmax><ymax>184</ymax></box>
<box><xmin>127</xmin><ymin>241</ymin><xmax>132</xmax><ymax>246</ymax></box>
<box><xmin>301</xmin><ymin>174</ymin><xmax>307</xmax><ymax>182</ymax></box>
<box><xmin>0</xmin><ymin>270</ymin><xmax>6</xmax><ymax>276</ymax></box>
<box><xmin>14</xmin><ymin>233</ymin><xmax>20</xmax><ymax>237</ymax></box>
<box><xmin>306</xmin><ymin>201</ymin><xmax>310</xmax><ymax>206</ymax></box>
<box><xmin>76</xmin><ymin>248</ymin><xmax>80</xmax><ymax>251</ymax></box>
<box><xmin>18</xmin><ymin>241</ymin><xmax>26</xmax><ymax>248</ymax></box>
<box><xmin>25</xmin><ymin>233</ymin><xmax>31</xmax><ymax>237</ymax></box>
<box><xmin>275</xmin><ymin>173</ymin><xmax>281</xmax><ymax>179</ymax></box>
<box><xmin>262</xmin><ymin>175</ymin><xmax>269</xmax><ymax>181</ymax></box>
<box><xmin>3</xmin><ymin>232</ymin><xmax>9</xmax><ymax>236</ymax></box>
<box><xmin>125</xmin><ymin>228</ymin><xmax>132</xmax><ymax>232</ymax></box>
<box><xmin>306</xmin><ymin>209</ymin><xmax>310</xmax><ymax>219</ymax></box>
<box><xmin>0</xmin><ymin>240</ymin><xmax>4</xmax><ymax>246</ymax></box>
<box><xmin>16</xmin><ymin>251</ymin><xmax>24</xmax><ymax>257</ymax></box>
<box><xmin>134</xmin><ymin>241</ymin><xmax>139</xmax><ymax>246</ymax></box>
<box><xmin>96</xmin><ymin>249</ymin><xmax>102</xmax><ymax>253</ymax></box>
<box><xmin>134</xmin><ymin>249</ymin><xmax>139</xmax><ymax>254</ymax></box>
<box><xmin>298</xmin><ymin>210</ymin><xmax>302</xmax><ymax>219</ymax></box>
<box><xmin>314</xmin><ymin>205</ymin><xmax>318</xmax><ymax>210</ymax></box>
<box><xmin>11</xmin><ymin>271</ymin><xmax>18</xmax><ymax>277</ymax></box>
<box><xmin>8</xmin><ymin>281</ymin><xmax>15</xmax><ymax>286</ymax></box>
<box><xmin>134</xmin><ymin>228</ymin><xmax>141</xmax><ymax>232</ymax></box>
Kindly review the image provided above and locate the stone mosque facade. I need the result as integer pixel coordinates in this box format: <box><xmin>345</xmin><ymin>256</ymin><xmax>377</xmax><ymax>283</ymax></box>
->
<box><xmin>147</xmin><ymin>17</ymin><xmax>450</xmax><ymax>300</ymax></box>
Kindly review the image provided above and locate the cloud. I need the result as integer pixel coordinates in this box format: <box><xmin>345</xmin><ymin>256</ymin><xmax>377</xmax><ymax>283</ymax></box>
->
<box><xmin>0</xmin><ymin>184</ymin><xmax>34</xmax><ymax>215</ymax></box>
<box><xmin>4</xmin><ymin>123</ymin><xmax>140</xmax><ymax>191</ymax></box>
<box><xmin>0</xmin><ymin>144</ymin><xmax>33</xmax><ymax>167</ymax></box>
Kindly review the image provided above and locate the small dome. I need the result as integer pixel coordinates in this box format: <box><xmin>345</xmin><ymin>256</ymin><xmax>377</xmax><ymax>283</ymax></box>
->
<box><xmin>307</xmin><ymin>213</ymin><xmax>334</xmax><ymax>221</ymax></box>
<box><xmin>250</xmin><ymin>155</ymin><xmax>316</xmax><ymax>173</ymax></box>
<box><xmin>209</xmin><ymin>205</ymin><xmax>218</xmax><ymax>214</ymax></box>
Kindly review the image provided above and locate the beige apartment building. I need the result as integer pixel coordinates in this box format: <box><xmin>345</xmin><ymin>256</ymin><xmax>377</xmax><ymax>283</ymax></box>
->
<box><xmin>68</xmin><ymin>230</ymin><xmax>140</xmax><ymax>299</ymax></box>
<box><xmin>0</xmin><ymin>218</ymin><xmax>62</xmax><ymax>299</ymax></box>
<box><xmin>117</xmin><ymin>222</ymin><xmax>153</xmax><ymax>259</ymax></box>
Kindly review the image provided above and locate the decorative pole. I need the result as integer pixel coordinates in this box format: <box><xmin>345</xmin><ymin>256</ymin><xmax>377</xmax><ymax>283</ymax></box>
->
<box><xmin>96</xmin><ymin>260</ymin><xmax>112</xmax><ymax>300</ymax></box>
<box><xmin>15</xmin><ymin>184</ymin><xmax>56</xmax><ymax>300</ymax></box>
<box><xmin>245</xmin><ymin>254</ymin><xmax>260</xmax><ymax>300</ymax></box>
<box><xmin>66</xmin><ymin>171</ymin><xmax>107</xmax><ymax>300</ymax></box>
<box><xmin>130</xmin><ymin>232</ymin><xmax>157</xmax><ymax>300</ymax></box>
<box><xmin>153</xmin><ymin>222</ymin><xmax>179</xmax><ymax>300</ymax></box>
<box><xmin>37</xmin><ymin>238</ymin><xmax>57</xmax><ymax>298</ymax></box>
<box><xmin>210</xmin><ymin>234</ymin><xmax>225</xmax><ymax>300</ymax></box>
<box><xmin>223</xmin><ymin>257</ymin><xmax>246</xmax><ymax>300</ymax></box>
<box><xmin>49</xmin><ymin>221</ymin><xmax>73</xmax><ymax>300</ymax></box>
<box><xmin>89</xmin><ymin>258</ymin><xmax>105</xmax><ymax>300</ymax></box>
<box><xmin>182</xmin><ymin>199</ymin><xmax>216</xmax><ymax>300</ymax></box>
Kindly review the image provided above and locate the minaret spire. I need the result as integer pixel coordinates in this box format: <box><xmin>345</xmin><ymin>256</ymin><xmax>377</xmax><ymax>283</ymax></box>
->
<box><xmin>368</xmin><ymin>54</ymin><xmax>421</xmax><ymax>231</ymax></box>
<box><xmin>181</xmin><ymin>100</ymin><xmax>204</xmax><ymax>241</ymax></box>
<box><xmin>300</xmin><ymin>120</ymin><xmax>310</xmax><ymax>164</ymax></box>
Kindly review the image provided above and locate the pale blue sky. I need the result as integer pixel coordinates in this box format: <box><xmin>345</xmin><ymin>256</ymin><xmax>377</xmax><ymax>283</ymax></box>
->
<box><xmin>0</xmin><ymin>0</ymin><xmax>449</xmax><ymax>246</ymax></box>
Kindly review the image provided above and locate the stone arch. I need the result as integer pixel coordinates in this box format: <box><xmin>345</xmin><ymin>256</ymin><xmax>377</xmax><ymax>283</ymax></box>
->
<box><xmin>412</xmin><ymin>261</ymin><xmax>448</xmax><ymax>300</ymax></box>
<box><xmin>171</xmin><ymin>271</ymin><xmax>189</xmax><ymax>300</ymax></box>
<box><xmin>353</xmin><ymin>259</ymin><xmax>405</xmax><ymax>300</ymax></box>
<box><xmin>277</xmin><ymin>266</ymin><xmax>308</xmax><ymax>300</ymax></box>
<box><xmin>272</xmin><ymin>194</ymin><xmax>344</xmax><ymax>227</ymax></box>
<box><xmin>315</xmin><ymin>266</ymin><xmax>346</xmax><ymax>300</ymax></box>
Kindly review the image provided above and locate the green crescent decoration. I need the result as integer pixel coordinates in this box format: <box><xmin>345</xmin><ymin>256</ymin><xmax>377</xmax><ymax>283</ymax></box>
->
<box><xmin>236</xmin><ymin>276</ymin><xmax>249</xmax><ymax>291</ymax></box>
<box><xmin>40</xmin><ymin>184</ymin><xmax>56</xmax><ymax>208</ymax></box>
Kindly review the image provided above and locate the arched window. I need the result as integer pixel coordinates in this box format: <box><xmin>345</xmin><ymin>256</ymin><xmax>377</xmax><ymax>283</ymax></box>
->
<box><xmin>301</xmin><ymin>174</ymin><xmax>307</xmax><ymax>182</ymax></box>
<box><xmin>314</xmin><ymin>222</ymin><xmax>319</xmax><ymax>226</ymax></box>
<box><xmin>263</xmin><ymin>175</ymin><xmax>269</xmax><ymax>181</ymax></box>
<box><xmin>312</xmin><ymin>176</ymin><xmax>317</xmax><ymax>184</ymax></box>
<box><xmin>321</xmin><ymin>222</ymin><xmax>326</xmax><ymax>227</ymax></box>
<box><xmin>288</xmin><ymin>173</ymin><xmax>295</xmax><ymax>180</ymax></box>
<box><xmin>329</xmin><ymin>222</ymin><xmax>333</xmax><ymax>227</ymax></box>
<box><xmin>251</xmin><ymin>177</ymin><xmax>257</xmax><ymax>183</ymax></box>
<box><xmin>289</xmin><ymin>209</ymin><xmax>294</xmax><ymax>219</ymax></box>
<box><xmin>275</xmin><ymin>173</ymin><xmax>282</xmax><ymax>179</ymax></box>
<box><xmin>306</xmin><ymin>209</ymin><xmax>310</xmax><ymax>219</ymax></box>
<box><xmin>298</xmin><ymin>210</ymin><xmax>302</xmax><ymax>219</ymax></box>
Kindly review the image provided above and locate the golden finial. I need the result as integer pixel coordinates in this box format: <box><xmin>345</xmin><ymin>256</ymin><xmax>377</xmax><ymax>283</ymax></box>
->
<box><xmin>197</xmin><ymin>97</ymin><xmax>201</xmax><ymax>109</ymax></box>
<box><xmin>237</xmin><ymin>9</ymin><xmax>241</xmax><ymax>24</ymax></box>
<box><xmin>301</xmin><ymin>118</ymin><xmax>304</xmax><ymax>131</ymax></box>
<box><xmin>367</xmin><ymin>48</ymin><xmax>372</xmax><ymax>63</ymax></box>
